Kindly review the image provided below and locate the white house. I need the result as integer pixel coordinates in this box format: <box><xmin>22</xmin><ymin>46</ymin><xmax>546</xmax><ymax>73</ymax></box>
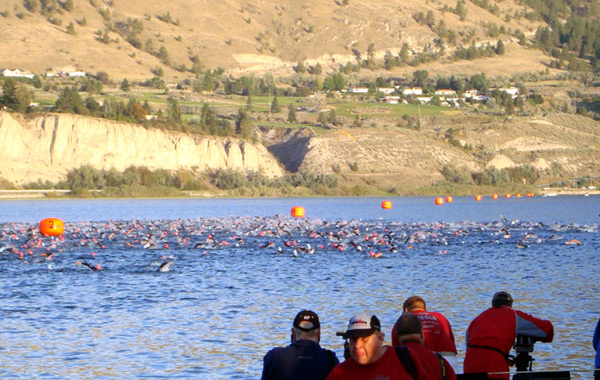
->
<box><xmin>65</xmin><ymin>71</ymin><xmax>87</xmax><ymax>77</ymax></box>
<box><xmin>497</xmin><ymin>87</ymin><xmax>519</xmax><ymax>98</ymax></box>
<box><xmin>403</xmin><ymin>87</ymin><xmax>423</xmax><ymax>96</ymax></box>
<box><xmin>351</xmin><ymin>86</ymin><xmax>369</xmax><ymax>94</ymax></box>
<box><xmin>2</xmin><ymin>69</ymin><xmax>34</xmax><ymax>79</ymax></box>
<box><xmin>435</xmin><ymin>89</ymin><xmax>457</xmax><ymax>96</ymax></box>
<box><xmin>382</xmin><ymin>95</ymin><xmax>400</xmax><ymax>104</ymax></box>
<box><xmin>377</xmin><ymin>87</ymin><xmax>396</xmax><ymax>95</ymax></box>
<box><xmin>416</xmin><ymin>96</ymin><xmax>432</xmax><ymax>104</ymax></box>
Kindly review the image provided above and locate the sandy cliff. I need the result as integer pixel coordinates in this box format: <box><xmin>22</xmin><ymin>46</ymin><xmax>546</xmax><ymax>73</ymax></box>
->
<box><xmin>0</xmin><ymin>112</ymin><xmax>283</xmax><ymax>185</ymax></box>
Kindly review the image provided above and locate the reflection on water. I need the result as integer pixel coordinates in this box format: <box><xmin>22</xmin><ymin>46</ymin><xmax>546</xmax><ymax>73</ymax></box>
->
<box><xmin>0</xmin><ymin>198</ymin><xmax>599</xmax><ymax>379</ymax></box>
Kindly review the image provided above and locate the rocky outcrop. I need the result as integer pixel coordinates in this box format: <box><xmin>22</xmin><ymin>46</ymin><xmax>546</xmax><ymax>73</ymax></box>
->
<box><xmin>0</xmin><ymin>112</ymin><xmax>283</xmax><ymax>185</ymax></box>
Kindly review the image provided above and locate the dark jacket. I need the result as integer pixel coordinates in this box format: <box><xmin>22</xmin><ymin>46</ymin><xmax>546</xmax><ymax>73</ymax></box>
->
<box><xmin>262</xmin><ymin>339</ymin><xmax>339</xmax><ymax>380</ymax></box>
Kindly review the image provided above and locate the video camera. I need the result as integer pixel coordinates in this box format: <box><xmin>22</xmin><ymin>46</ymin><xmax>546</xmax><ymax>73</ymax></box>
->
<box><xmin>513</xmin><ymin>335</ymin><xmax>536</xmax><ymax>372</ymax></box>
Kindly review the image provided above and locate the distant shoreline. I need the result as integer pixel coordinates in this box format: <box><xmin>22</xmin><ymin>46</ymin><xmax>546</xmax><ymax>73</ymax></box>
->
<box><xmin>0</xmin><ymin>188</ymin><xmax>598</xmax><ymax>200</ymax></box>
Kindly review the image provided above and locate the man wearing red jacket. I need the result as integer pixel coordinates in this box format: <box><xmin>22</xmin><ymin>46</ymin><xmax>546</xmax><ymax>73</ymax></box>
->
<box><xmin>392</xmin><ymin>296</ymin><xmax>457</xmax><ymax>369</ymax></box>
<box><xmin>464</xmin><ymin>291</ymin><xmax>554</xmax><ymax>380</ymax></box>
<box><xmin>395</xmin><ymin>312</ymin><xmax>457</xmax><ymax>380</ymax></box>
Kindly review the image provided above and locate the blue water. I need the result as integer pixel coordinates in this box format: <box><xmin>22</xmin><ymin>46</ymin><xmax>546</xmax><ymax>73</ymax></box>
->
<box><xmin>0</xmin><ymin>196</ymin><xmax>598</xmax><ymax>379</ymax></box>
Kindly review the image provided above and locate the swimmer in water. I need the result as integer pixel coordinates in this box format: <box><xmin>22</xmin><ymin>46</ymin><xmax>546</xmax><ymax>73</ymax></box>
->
<box><xmin>158</xmin><ymin>261</ymin><xmax>173</xmax><ymax>272</ymax></box>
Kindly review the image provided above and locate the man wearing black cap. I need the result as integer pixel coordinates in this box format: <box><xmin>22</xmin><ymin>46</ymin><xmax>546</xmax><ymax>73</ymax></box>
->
<box><xmin>326</xmin><ymin>312</ymin><xmax>418</xmax><ymax>380</ymax></box>
<box><xmin>464</xmin><ymin>291</ymin><xmax>554</xmax><ymax>380</ymax></box>
<box><xmin>262</xmin><ymin>310</ymin><xmax>339</xmax><ymax>380</ymax></box>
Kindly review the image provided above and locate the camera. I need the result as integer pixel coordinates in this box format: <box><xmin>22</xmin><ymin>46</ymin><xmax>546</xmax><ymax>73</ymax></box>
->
<box><xmin>513</xmin><ymin>335</ymin><xmax>536</xmax><ymax>372</ymax></box>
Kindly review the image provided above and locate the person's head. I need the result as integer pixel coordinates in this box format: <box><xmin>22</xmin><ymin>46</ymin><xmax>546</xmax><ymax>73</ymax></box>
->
<box><xmin>395</xmin><ymin>312</ymin><xmax>424</xmax><ymax>345</ymax></box>
<box><xmin>403</xmin><ymin>295</ymin><xmax>427</xmax><ymax>312</ymax></box>
<box><xmin>291</xmin><ymin>310</ymin><xmax>321</xmax><ymax>343</ymax></box>
<box><xmin>342</xmin><ymin>312</ymin><xmax>384</xmax><ymax>365</ymax></box>
<box><xmin>492</xmin><ymin>291</ymin><xmax>513</xmax><ymax>308</ymax></box>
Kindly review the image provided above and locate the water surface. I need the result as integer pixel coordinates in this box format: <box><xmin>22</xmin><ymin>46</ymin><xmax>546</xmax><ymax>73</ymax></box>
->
<box><xmin>0</xmin><ymin>196</ymin><xmax>598</xmax><ymax>379</ymax></box>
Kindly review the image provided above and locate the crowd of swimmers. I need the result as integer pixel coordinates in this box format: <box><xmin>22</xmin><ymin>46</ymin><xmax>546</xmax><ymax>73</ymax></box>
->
<box><xmin>261</xmin><ymin>292</ymin><xmax>600</xmax><ymax>380</ymax></box>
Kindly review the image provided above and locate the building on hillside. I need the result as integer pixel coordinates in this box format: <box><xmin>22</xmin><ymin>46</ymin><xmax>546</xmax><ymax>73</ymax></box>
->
<box><xmin>403</xmin><ymin>87</ymin><xmax>423</xmax><ymax>95</ymax></box>
<box><xmin>350</xmin><ymin>86</ymin><xmax>369</xmax><ymax>94</ymax></box>
<box><xmin>377</xmin><ymin>87</ymin><xmax>396</xmax><ymax>95</ymax></box>
<box><xmin>416</xmin><ymin>96</ymin><xmax>432</xmax><ymax>104</ymax></box>
<box><xmin>435</xmin><ymin>89</ymin><xmax>457</xmax><ymax>96</ymax></box>
<box><xmin>63</xmin><ymin>71</ymin><xmax>87</xmax><ymax>77</ymax></box>
<box><xmin>464</xmin><ymin>89</ymin><xmax>479</xmax><ymax>98</ymax></box>
<box><xmin>496</xmin><ymin>87</ymin><xmax>519</xmax><ymax>98</ymax></box>
<box><xmin>382</xmin><ymin>95</ymin><xmax>400</xmax><ymax>104</ymax></box>
<box><xmin>2</xmin><ymin>69</ymin><xmax>35</xmax><ymax>79</ymax></box>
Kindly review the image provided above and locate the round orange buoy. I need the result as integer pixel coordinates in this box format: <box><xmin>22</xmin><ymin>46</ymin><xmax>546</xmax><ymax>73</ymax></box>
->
<box><xmin>492</xmin><ymin>194</ymin><xmax>499</xmax><ymax>200</ymax></box>
<box><xmin>475</xmin><ymin>195</ymin><xmax>482</xmax><ymax>201</ymax></box>
<box><xmin>39</xmin><ymin>218</ymin><xmax>64</xmax><ymax>236</ymax></box>
<box><xmin>505</xmin><ymin>194</ymin><xmax>511</xmax><ymax>199</ymax></box>
<box><xmin>291</xmin><ymin>206</ymin><xmax>305</xmax><ymax>218</ymax></box>
<box><xmin>516</xmin><ymin>193</ymin><xmax>522</xmax><ymax>198</ymax></box>
<box><xmin>381</xmin><ymin>200</ymin><xmax>392</xmax><ymax>209</ymax></box>
<box><xmin>445</xmin><ymin>196</ymin><xmax>453</xmax><ymax>203</ymax></box>
<box><xmin>435</xmin><ymin>197</ymin><xmax>444</xmax><ymax>205</ymax></box>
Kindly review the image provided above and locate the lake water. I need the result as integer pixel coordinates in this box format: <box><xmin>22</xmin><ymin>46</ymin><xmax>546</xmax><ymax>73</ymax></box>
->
<box><xmin>0</xmin><ymin>196</ymin><xmax>598</xmax><ymax>379</ymax></box>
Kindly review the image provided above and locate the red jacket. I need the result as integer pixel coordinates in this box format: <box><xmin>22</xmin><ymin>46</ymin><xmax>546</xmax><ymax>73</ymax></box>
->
<box><xmin>392</xmin><ymin>310</ymin><xmax>457</xmax><ymax>354</ymax></box>
<box><xmin>403</xmin><ymin>340</ymin><xmax>457</xmax><ymax>380</ymax></box>
<box><xmin>464</xmin><ymin>306</ymin><xmax>554</xmax><ymax>380</ymax></box>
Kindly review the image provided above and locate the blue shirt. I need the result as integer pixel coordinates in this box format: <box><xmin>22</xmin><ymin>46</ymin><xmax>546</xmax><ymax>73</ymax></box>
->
<box><xmin>262</xmin><ymin>339</ymin><xmax>339</xmax><ymax>380</ymax></box>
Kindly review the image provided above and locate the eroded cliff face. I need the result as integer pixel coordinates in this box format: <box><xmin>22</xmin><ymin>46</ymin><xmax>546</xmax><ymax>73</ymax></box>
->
<box><xmin>0</xmin><ymin>112</ymin><xmax>283</xmax><ymax>185</ymax></box>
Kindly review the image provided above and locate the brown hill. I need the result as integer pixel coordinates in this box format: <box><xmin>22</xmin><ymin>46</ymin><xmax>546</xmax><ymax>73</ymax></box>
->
<box><xmin>0</xmin><ymin>0</ymin><xmax>552</xmax><ymax>81</ymax></box>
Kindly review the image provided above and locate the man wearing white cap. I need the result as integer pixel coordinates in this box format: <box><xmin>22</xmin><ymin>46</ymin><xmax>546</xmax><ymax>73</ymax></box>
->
<box><xmin>327</xmin><ymin>312</ymin><xmax>419</xmax><ymax>380</ymax></box>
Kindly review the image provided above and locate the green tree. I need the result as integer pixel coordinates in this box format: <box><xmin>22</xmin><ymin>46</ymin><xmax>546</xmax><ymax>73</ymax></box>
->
<box><xmin>456</xmin><ymin>0</ymin><xmax>467</xmax><ymax>21</ymax></box>
<box><xmin>246</xmin><ymin>95</ymin><xmax>252</xmax><ymax>110</ymax></box>
<box><xmin>55</xmin><ymin>86</ymin><xmax>86</xmax><ymax>114</ymax></box>
<box><xmin>235</xmin><ymin>108</ymin><xmax>252</xmax><ymax>139</ymax></box>
<box><xmin>495</xmin><ymin>39</ymin><xmax>505</xmax><ymax>55</ymax></box>
<box><xmin>63</xmin><ymin>0</ymin><xmax>73</xmax><ymax>11</ymax></box>
<box><xmin>294</xmin><ymin>61</ymin><xmax>307</xmax><ymax>74</ymax></box>
<box><xmin>120</xmin><ymin>78</ymin><xmax>130</xmax><ymax>92</ymax></box>
<box><xmin>24</xmin><ymin>0</ymin><xmax>40</xmax><ymax>13</ymax></box>
<box><xmin>270</xmin><ymin>95</ymin><xmax>281</xmax><ymax>113</ymax></box>
<box><xmin>166</xmin><ymin>97</ymin><xmax>182</xmax><ymax>125</ymax></box>
<box><xmin>287</xmin><ymin>104</ymin><xmax>296</xmax><ymax>123</ymax></box>
<box><xmin>157</xmin><ymin>46</ymin><xmax>169</xmax><ymax>64</ymax></box>
<box><xmin>66</xmin><ymin>21</ymin><xmax>76</xmax><ymax>35</ymax></box>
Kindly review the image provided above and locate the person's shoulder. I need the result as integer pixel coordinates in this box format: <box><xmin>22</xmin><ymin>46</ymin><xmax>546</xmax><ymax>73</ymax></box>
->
<box><xmin>263</xmin><ymin>345</ymin><xmax>289</xmax><ymax>360</ymax></box>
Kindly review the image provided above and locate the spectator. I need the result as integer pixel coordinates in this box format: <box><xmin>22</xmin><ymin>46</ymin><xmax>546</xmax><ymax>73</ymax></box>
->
<box><xmin>464</xmin><ymin>291</ymin><xmax>554</xmax><ymax>380</ymax></box>
<box><xmin>395</xmin><ymin>312</ymin><xmax>457</xmax><ymax>380</ymax></box>
<box><xmin>262</xmin><ymin>310</ymin><xmax>339</xmax><ymax>380</ymax></box>
<box><xmin>327</xmin><ymin>312</ymin><xmax>423</xmax><ymax>380</ymax></box>
<box><xmin>392</xmin><ymin>296</ymin><xmax>458</xmax><ymax>370</ymax></box>
<box><xmin>593</xmin><ymin>317</ymin><xmax>600</xmax><ymax>380</ymax></box>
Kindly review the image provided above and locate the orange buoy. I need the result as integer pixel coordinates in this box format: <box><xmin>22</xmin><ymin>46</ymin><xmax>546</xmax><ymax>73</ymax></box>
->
<box><xmin>505</xmin><ymin>194</ymin><xmax>512</xmax><ymax>199</ymax></box>
<box><xmin>492</xmin><ymin>194</ymin><xmax>499</xmax><ymax>200</ymax></box>
<box><xmin>435</xmin><ymin>197</ymin><xmax>444</xmax><ymax>205</ymax></box>
<box><xmin>516</xmin><ymin>193</ymin><xmax>522</xmax><ymax>198</ymax></box>
<box><xmin>39</xmin><ymin>218</ymin><xmax>64</xmax><ymax>236</ymax></box>
<box><xmin>381</xmin><ymin>200</ymin><xmax>392</xmax><ymax>209</ymax></box>
<box><xmin>475</xmin><ymin>195</ymin><xmax>482</xmax><ymax>201</ymax></box>
<box><xmin>291</xmin><ymin>206</ymin><xmax>305</xmax><ymax>218</ymax></box>
<box><xmin>445</xmin><ymin>196</ymin><xmax>453</xmax><ymax>203</ymax></box>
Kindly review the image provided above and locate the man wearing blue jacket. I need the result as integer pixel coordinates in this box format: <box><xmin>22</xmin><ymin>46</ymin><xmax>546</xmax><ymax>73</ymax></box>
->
<box><xmin>594</xmin><ymin>317</ymin><xmax>600</xmax><ymax>380</ymax></box>
<box><xmin>262</xmin><ymin>310</ymin><xmax>339</xmax><ymax>380</ymax></box>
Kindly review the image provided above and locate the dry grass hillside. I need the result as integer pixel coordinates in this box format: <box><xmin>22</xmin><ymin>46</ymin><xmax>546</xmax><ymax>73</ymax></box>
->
<box><xmin>0</xmin><ymin>0</ymin><xmax>554</xmax><ymax>81</ymax></box>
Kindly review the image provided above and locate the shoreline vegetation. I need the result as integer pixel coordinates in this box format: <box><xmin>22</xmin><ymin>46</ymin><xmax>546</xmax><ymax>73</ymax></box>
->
<box><xmin>1</xmin><ymin>187</ymin><xmax>597</xmax><ymax>200</ymax></box>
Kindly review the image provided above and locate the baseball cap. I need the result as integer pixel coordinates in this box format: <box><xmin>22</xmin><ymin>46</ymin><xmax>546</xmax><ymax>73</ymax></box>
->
<box><xmin>293</xmin><ymin>310</ymin><xmax>320</xmax><ymax>331</ymax></box>
<box><xmin>341</xmin><ymin>312</ymin><xmax>381</xmax><ymax>339</ymax></box>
